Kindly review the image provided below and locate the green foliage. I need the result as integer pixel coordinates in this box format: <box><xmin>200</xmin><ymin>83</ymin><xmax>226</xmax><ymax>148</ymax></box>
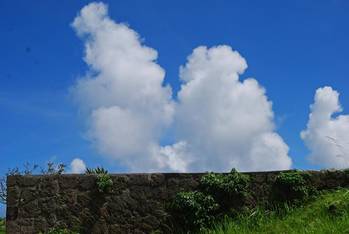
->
<box><xmin>170</xmin><ymin>191</ymin><xmax>219</xmax><ymax>232</ymax></box>
<box><xmin>86</xmin><ymin>167</ymin><xmax>113</xmax><ymax>193</ymax></box>
<box><xmin>272</xmin><ymin>171</ymin><xmax>314</xmax><ymax>204</ymax></box>
<box><xmin>169</xmin><ymin>169</ymin><xmax>250</xmax><ymax>232</ymax></box>
<box><xmin>200</xmin><ymin>169</ymin><xmax>250</xmax><ymax>211</ymax></box>
<box><xmin>0</xmin><ymin>218</ymin><xmax>5</xmax><ymax>234</ymax></box>
<box><xmin>326</xmin><ymin>191</ymin><xmax>349</xmax><ymax>217</ymax></box>
<box><xmin>85</xmin><ymin>167</ymin><xmax>108</xmax><ymax>175</ymax></box>
<box><xmin>96</xmin><ymin>173</ymin><xmax>113</xmax><ymax>193</ymax></box>
<box><xmin>205</xmin><ymin>189</ymin><xmax>349</xmax><ymax>234</ymax></box>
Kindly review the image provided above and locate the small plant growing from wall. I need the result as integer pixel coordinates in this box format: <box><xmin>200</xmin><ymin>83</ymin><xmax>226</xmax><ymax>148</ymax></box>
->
<box><xmin>85</xmin><ymin>167</ymin><xmax>113</xmax><ymax>193</ymax></box>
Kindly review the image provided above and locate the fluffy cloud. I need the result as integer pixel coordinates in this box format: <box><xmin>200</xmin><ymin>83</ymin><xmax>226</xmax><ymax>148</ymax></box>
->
<box><xmin>70</xmin><ymin>158</ymin><xmax>87</xmax><ymax>174</ymax></box>
<box><xmin>301</xmin><ymin>86</ymin><xmax>349</xmax><ymax>168</ymax></box>
<box><xmin>71</xmin><ymin>2</ymin><xmax>292</xmax><ymax>172</ymax></box>
<box><xmin>71</xmin><ymin>2</ymin><xmax>176</xmax><ymax>171</ymax></box>
<box><xmin>170</xmin><ymin>46</ymin><xmax>292</xmax><ymax>171</ymax></box>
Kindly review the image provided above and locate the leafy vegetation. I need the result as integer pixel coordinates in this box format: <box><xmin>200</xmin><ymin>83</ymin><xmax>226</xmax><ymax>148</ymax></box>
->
<box><xmin>0</xmin><ymin>218</ymin><xmax>4</xmax><ymax>234</ymax></box>
<box><xmin>200</xmin><ymin>169</ymin><xmax>250</xmax><ymax>212</ymax></box>
<box><xmin>170</xmin><ymin>191</ymin><xmax>219</xmax><ymax>232</ymax></box>
<box><xmin>85</xmin><ymin>167</ymin><xmax>108</xmax><ymax>175</ymax></box>
<box><xmin>96</xmin><ymin>173</ymin><xmax>113</xmax><ymax>193</ymax></box>
<box><xmin>205</xmin><ymin>189</ymin><xmax>349</xmax><ymax>234</ymax></box>
<box><xmin>85</xmin><ymin>167</ymin><xmax>113</xmax><ymax>193</ymax></box>
<box><xmin>170</xmin><ymin>169</ymin><xmax>250</xmax><ymax>232</ymax></box>
<box><xmin>272</xmin><ymin>170</ymin><xmax>315</xmax><ymax>205</ymax></box>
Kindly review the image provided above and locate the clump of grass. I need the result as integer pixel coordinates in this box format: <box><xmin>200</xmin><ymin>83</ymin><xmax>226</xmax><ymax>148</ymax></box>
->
<box><xmin>204</xmin><ymin>189</ymin><xmax>349</xmax><ymax>234</ymax></box>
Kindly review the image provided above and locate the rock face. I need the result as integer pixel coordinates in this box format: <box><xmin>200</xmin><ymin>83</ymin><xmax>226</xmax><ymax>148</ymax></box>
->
<box><xmin>6</xmin><ymin>170</ymin><xmax>349</xmax><ymax>233</ymax></box>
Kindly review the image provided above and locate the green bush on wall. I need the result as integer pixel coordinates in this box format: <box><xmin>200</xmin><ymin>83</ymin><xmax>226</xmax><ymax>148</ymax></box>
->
<box><xmin>169</xmin><ymin>169</ymin><xmax>251</xmax><ymax>232</ymax></box>
<box><xmin>273</xmin><ymin>171</ymin><xmax>314</xmax><ymax>204</ymax></box>
<box><xmin>200</xmin><ymin>168</ymin><xmax>250</xmax><ymax>211</ymax></box>
<box><xmin>170</xmin><ymin>191</ymin><xmax>219</xmax><ymax>232</ymax></box>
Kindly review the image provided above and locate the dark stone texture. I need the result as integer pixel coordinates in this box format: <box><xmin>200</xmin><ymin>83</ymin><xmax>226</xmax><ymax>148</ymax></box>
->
<box><xmin>6</xmin><ymin>170</ymin><xmax>349</xmax><ymax>233</ymax></box>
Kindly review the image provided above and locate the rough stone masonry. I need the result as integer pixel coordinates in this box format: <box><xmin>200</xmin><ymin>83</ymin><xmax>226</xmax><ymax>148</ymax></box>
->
<box><xmin>6</xmin><ymin>170</ymin><xmax>349</xmax><ymax>233</ymax></box>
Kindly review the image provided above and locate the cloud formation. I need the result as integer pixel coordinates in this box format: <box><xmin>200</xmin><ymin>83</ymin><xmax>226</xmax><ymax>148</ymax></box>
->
<box><xmin>70</xmin><ymin>158</ymin><xmax>87</xmax><ymax>174</ymax></box>
<box><xmin>71</xmin><ymin>2</ymin><xmax>292</xmax><ymax>172</ymax></box>
<box><xmin>71</xmin><ymin>2</ymin><xmax>176</xmax><ymax>171</ymax></box>
<box><xmin>301</xmin><ymin>86</ymin><xmax>349</xmax><ymax>168</ymax></box>
<box><xmin>170</xmin><ymin>46</ymin><xmax>292</xmax><ymax>171</ymax></box>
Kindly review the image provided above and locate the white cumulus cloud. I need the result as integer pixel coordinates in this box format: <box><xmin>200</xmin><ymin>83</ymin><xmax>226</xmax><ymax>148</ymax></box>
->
<box><xmin>168</xmin><ymin>46</ymin><xmax>292</xmax><ymax>172</ymax></box>
<box><xmin>71</xmin><ymin>2</ymin><xmax>176</xmax><ymax>171</ymax></box>
<box><xmin>301</xmin><ymin>86</ymin><xmax>349</xmax><ymax>168</ymax></box>
<box><xmin>70</xmin><ymin>158</ymin><xmax>87</xmax><ymax>174</ymax></box>
<box><xmin>71</xmin><ymin>2</ymin><xmax>292</xmax><ymax>172</ymax></box>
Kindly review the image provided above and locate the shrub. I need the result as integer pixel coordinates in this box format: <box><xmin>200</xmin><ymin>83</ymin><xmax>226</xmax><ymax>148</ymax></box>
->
<box><xmin>169</xmin><ymin>169</ymin><xmax>250</xmax><ymax>232</ymax></box>
<box><xmin>200</xmin><ymin>168</ymin><xmax>250</xmax><ymax>211</ymax></box>
<box><xmin>170</xmin><ymin>191</ymin><xmax>219</xmax><ymax>232</ymax></box>
<box><xmin>272</xmin><ymin>171</ymin><xmax>314</xmax><ymax>204</ymax></box>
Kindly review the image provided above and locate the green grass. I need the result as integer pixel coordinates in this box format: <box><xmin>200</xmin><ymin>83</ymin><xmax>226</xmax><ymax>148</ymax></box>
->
<box><xmin>205</xmin><ymin>189</ymin><xmax>349</xmax><ymax>234</ymax></box>
<box><xmin>0</xmin><ymin>218</ymin><xmax>5</xmax><ymax>234</ymax></box>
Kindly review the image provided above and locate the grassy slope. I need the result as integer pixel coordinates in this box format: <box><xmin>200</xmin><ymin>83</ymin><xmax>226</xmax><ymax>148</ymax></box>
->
<box><xmin>0</xmin><ymin>218</ymin><xmax>4</xmax><ymax>234</ymax></box>
<box><xmin>205</xmin><ymin>189</ymin><xmax>349</xmax><ymax>234</ymax></box>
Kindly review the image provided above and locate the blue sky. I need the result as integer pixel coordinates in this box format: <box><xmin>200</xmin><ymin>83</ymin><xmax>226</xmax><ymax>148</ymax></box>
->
<box><xmin>1</xmin><ymin>0</ymin><xmax>349</xmax><ymax>216</ymax></box>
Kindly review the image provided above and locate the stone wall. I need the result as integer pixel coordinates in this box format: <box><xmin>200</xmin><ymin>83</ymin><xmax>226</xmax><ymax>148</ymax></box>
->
<box><xmin>6</xmin><ymin>170</ymin><xmax>349</xmax><ymax>234</ymax></box>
